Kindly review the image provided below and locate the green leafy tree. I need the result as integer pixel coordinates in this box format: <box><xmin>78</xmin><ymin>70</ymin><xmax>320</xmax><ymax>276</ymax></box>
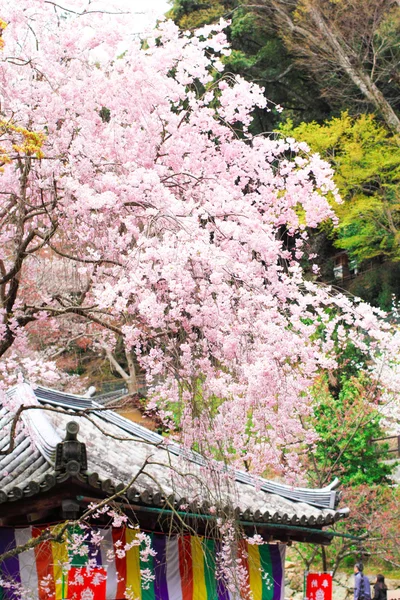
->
<box><xmin>293</xmin><ymin>367</ymin><xmax>398</xmax><ymax>574</ymax></box>
<box><xmin>308</xmin><ymin>374</ymin><xmax>394</xmax><ymax>487</ymax></box>
<box><xmin>280</xmin><ymin>113</ymin><xmax>400</xmax><ymax>265</ymax></box>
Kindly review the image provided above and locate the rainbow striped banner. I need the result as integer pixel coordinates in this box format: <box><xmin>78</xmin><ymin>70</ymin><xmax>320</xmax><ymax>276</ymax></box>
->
<box><xmin>0</xmin><ymin>527</ymin><xmax>285</xmax><ymax>600</ymax></box>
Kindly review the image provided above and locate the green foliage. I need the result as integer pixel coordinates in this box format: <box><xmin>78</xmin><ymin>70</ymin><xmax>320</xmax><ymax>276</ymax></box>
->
<box><xmin>280</xmin><ymin>113</ymin><xmax>400</xmax><ymax>264</ymax></box>
<box><xmin>167</xmin><ymin>0</ymin><xmax>226</xmax><ymax>29</ymax></box>
<box><xmin>310</xmin><ymin>375</ymin><xmax>394</xmax><ymax>487</ymax></box>
<box><xmin>99</xmin><ymin>106</ymin><xmax>111</xmax><ymax>123</ymax></box>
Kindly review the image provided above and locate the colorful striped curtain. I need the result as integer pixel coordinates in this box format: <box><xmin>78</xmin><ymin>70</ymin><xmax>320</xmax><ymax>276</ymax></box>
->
<box><xmin>0</xmin><ymin>527</ymin><xmax>285</xmax><ymax>600</ymax></box>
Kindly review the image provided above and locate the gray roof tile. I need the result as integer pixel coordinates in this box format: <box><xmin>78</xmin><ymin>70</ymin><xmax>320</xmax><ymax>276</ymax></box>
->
<box><xmin>0</xmin><ymin>383</ymin><xmax>347</xmax><ymax>530</ymax></box>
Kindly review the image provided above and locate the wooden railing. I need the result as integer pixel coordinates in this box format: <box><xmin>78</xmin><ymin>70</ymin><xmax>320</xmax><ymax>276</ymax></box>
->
<box><xmin>370</xmin><ymin>434</ymin><xmax>400</xmax><ymax>457</ymax></box>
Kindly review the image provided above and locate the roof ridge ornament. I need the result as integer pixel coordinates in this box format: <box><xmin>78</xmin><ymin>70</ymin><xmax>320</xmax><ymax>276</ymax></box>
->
<box><xmin>55</xmin><ymin>421</ymin><xmax>87</xmax><ymax>476</ymax></box>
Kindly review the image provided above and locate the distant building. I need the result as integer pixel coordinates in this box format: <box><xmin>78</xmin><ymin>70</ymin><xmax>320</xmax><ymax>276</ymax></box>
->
<box><xmin>333</xmin><ymin>251</ymin><xmax>358</xmax><ymax>282</ymax></box>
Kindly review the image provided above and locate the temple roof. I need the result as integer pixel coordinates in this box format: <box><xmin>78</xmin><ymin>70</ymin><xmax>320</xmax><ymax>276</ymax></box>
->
<box><xmin>0</xmin><ymin>383</ymin><xmax>348</xmax><ymax>541</ymax></box>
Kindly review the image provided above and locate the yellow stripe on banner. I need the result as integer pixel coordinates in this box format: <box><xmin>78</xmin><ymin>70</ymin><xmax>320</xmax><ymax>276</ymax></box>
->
<box><xmin>191</xmin><ymin>536</ymin><xmax>208</xmax><ymax>600</ymax></box>
<box><xmin>248</xmin><ymin>544</ymin><xmax>262</xmax><ymax>600</ymax></box>
<box><xmin>126</xmin><ymin>528</ymin><xmax>142</xmax><ymax>600</ymax></box>
<box><xmin>51</xmin><ymin>533</ymin><xmax>69</xmax><ymax>600</ymax></box>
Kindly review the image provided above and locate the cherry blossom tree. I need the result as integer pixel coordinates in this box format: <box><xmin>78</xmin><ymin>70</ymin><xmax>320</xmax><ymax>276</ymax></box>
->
<box><xmin>1</xmin><ymin>4</ymin><xmax>400</xmax><ymax>599</ymax></box>
<box><xmin>0</xmin><ymin>0</ymin><xmax>399</xmax><ymax>480</ymax></box>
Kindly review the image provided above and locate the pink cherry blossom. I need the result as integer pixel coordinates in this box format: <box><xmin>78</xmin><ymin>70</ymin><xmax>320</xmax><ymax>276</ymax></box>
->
<box><xmin>0</xmin><ymin>0</ymin><xmax>399</xmax><ymax>485</ymax></box>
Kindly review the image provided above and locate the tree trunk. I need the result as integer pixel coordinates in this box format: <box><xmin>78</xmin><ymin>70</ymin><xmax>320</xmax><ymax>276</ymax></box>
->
<box><xmin>125</xmin><ymin>348</ymin><xmax>139</xmax><ymax>395</ymax></box>
<box><xmin>266</xmin><ymin>0</ymin><xmax>400</xmax><ymax>134</ymax></box>
<box><xmin>308</xmin><ymin>5</ymin><xmax>400</xmax><ymax>134</ymax></box>
<box><xmin>104</xmin><ymin>345</ymin><xmax>139</xmax><ymax>394</ymax></box>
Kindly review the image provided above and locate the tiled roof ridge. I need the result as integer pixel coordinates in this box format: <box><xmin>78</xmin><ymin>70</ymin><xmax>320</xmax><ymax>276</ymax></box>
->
<box><xmin>32</xmin><ymin>384</ymin><xmax>340</xmax><ymax>510</ymax></box>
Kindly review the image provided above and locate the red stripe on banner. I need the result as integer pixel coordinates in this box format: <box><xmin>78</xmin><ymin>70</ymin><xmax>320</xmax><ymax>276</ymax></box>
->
<box><xmin>238</xmin><ymin>540</ymin><xmax>251</xmax><ymax>600</ymax></box>
<box><xmin>112</xmin><ymin>528</ymin><xmax>127</xmax><ymax>599</ymax></box>
<box><xmin>178</xmin><ymin>536</ymin><xmax>193</xmax><ymax>600</ymax></box>
<box><xmin>32</xmin><ymin>527</ymin><xmax>56</xmax><ymax>600</ymax></box>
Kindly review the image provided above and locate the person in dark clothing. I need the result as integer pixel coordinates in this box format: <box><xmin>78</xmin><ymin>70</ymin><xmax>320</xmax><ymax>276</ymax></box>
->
<box><xmin>373</xmin><ymin>575</ymin><xmax>388</xmax><ymax>600</ymax></box>
<box><xmin>354</xmin><ymin>563</ymin><xmax>372</xmax><ymax>600</ymax></box>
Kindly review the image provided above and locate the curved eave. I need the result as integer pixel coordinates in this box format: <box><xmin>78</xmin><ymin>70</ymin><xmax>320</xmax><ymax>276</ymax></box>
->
<box><xmin>0</xmin><ymin>468</ymin><xmax>347</xmax><ymax>531</ymax></box>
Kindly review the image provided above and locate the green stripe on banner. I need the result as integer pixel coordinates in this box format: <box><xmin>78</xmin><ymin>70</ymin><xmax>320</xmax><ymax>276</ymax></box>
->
<box><xmin>140</xmin><ymin>533</ymin><xmax>155</xmax><ymax>600</ymax></box>
<box><xmin>259</xmin><ymin>544</ymin><xmax>274</xmax><ymax>600</ymax></box>
<box><xmin>67</xmin><ymin>525</ymin><xmax>89</xmax><ymax>567</ymax></box>
<box><xmin>203</xmin><ymin>538</ymin><xmax>217</xmax><ymax>600</ymax></box>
